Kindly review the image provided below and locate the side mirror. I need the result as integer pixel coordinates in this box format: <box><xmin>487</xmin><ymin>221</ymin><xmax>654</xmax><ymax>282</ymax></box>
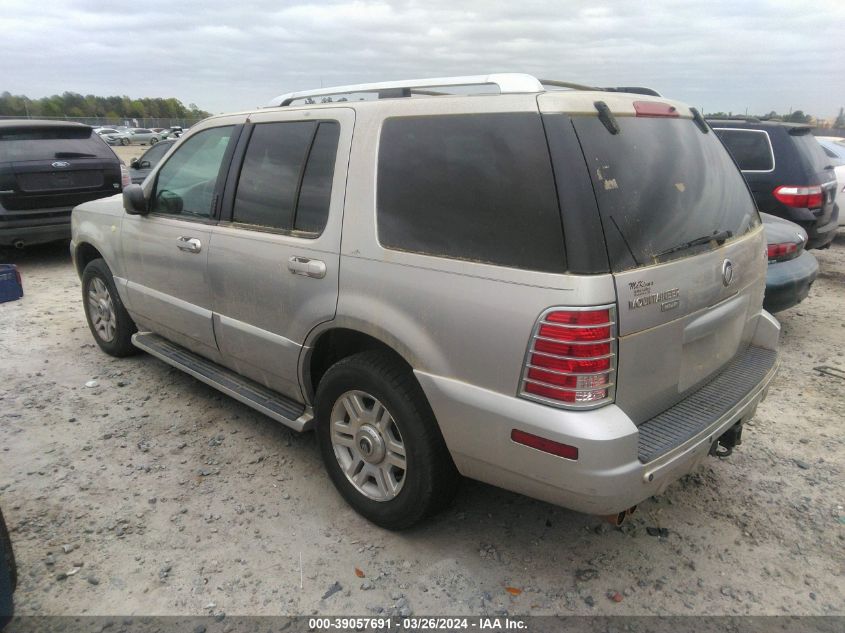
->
<box><xmin>139</xmin><ymin>160</ymin><xmax>151</xmax><ymax>169</ymax></box>
<box><xmin>123</xmin><ymin>184</ymin><xmax>148</xmax><ymax>215</ymax></box>
<box><xmin>130</xmin><ymin>158</ymin><xmax>139</xmax><ymax>168</ymax></box>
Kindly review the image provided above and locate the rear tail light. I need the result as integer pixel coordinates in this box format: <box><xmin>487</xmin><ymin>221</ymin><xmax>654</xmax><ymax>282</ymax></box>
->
<box><xmin>519</xmin><ymin>306</ymin><xmax>617</xmax><ymax>408</ymax></box>
<box><xmin>120</xmin><ymin>164</ymin><xmax>131</xmax><ymax>189</ymax></box>
<box><xmin>767</xmin><ymin>242</ymin><xmax>799</xmax><ymax>262</ymax></box>
<box><xmin>772</xmin><ymin>185</ymin><xmax>823</xmax><ymax>209</ymax></box>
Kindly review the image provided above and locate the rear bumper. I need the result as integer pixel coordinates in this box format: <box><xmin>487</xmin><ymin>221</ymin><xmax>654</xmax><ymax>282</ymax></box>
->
<box><xmin>418</xmin><ymin>314</ymin><xmax>780</xmax><ymax>516</ymax></box>
<box><xmin>805</xmin><ymin>205</ymin><xmax>839</xmax><ymax>249</ymax></box>
<box><xmin>764</xmin><ymin>250</ymin><xmax>819</xmax><ymax>313</ymax></box>
<box><xmin>0</xmin><ymin>211</ymin><xmax>71</xmax><ymax>247</ymax></box>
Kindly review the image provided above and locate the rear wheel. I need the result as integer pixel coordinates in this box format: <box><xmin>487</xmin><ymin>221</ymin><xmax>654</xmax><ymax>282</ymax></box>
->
<box><xmin>82</xmin><ymin>258</ymin><xmax>138</xmax><ymax>357</ymax></box>
<box><xmin>121</xmin><ymin>137</ymin><xmax>129</xmax><ymax>146</ymax></box>
<box><xmin>150</xmin><ymin>137</ymin><xmax>158</xmax><ymax>145</ymax></box>
<box><xmin>315</xmin><ymin>351</ymin><xmax>459</xmax><ymax>529</ymax></box>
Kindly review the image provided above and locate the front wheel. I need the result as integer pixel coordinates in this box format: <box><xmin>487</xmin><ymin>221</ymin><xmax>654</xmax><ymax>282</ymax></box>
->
<box><xmin>149</xmin><ymin>137</ymin><xmax>158</xmax><ymax>145</ymax></box>
<box><xmin>315</xmin><ymin>351</ymin><xmax>459</xmax><ymax>529</ymax></box>
<box><xmin>82</xmin><ymin>259</ymin><xmax>138</xmax><ymax>357</ymax></box>
<box><xmin>121</xmin><ymin>137</ymin><xmax>129</xmax><ymax>146</ymax></box>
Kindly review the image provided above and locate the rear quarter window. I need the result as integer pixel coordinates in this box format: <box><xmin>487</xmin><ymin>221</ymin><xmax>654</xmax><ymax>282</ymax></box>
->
<box><xmin>713</xmin><ymin>128</ymin><xmax>774</xmax><ymax>171</ymax></box>
<box><xmin>376</xmin><ymin>113</ymin><xmax>565</xmax><ymax>273</ymax></box>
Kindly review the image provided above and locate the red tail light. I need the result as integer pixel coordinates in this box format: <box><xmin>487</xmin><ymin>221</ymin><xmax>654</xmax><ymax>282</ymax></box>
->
<box><xmin>767</xmin><ymin>242</ymin><xmax>799</xmax><ymax>262</ymax></box>
<box><xmin>519</xmin><ymin>306</ymin><xmax>616</xmax><ymax>408</ymax></box>
<box><xmin>772</xmin><ymin>185</ymin><xmax>823</xmax><ymax>209</ymax></box>
<box><xmin>633</xmin><ymin>101</ymin><xmax>679</xmax><ymax>117</ymax></box>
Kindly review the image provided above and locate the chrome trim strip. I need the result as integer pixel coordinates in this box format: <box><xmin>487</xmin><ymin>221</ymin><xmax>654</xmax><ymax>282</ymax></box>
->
<box><xmin>530</xmin><ymin>350</ymin><xmax>616</xmax><ymax>362</ymax></box>
<box><xmin>523</xmin><ymin>377</ymin><xmax>614</xmax><ymax>391</ymax></box>
<box><xmin>525</xmin><ymin>364</ymin><xmax>614</xmax><ymax>378</ymax></box>
<box><xmin>538</xmin><ymin>320</ymin><xmax>615</xmax><ymax>329</ymax></box>
<box><xmin>532</xmin><ymin>335</ymin><xmax>615</xmax><ymax>345</ymax></box>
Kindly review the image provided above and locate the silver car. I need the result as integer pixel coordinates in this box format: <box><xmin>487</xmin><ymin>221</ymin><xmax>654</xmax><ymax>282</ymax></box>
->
<box><xmin>70</xmin><ymin>74</ymin><xmax>779</xmax><ymax>529</ymax></box>
<box><xmin>126</xmin><ymin>128</ymin><xmax>162</xmax><ymax>145</ymax></box>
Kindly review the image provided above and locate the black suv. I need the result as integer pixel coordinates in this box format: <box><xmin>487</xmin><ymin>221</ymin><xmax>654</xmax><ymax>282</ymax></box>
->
<box><xmin>709</xmin><ymin>119</ymin><xmax>838</xmax><ymax>249</ymax></box>
<box><xmin>0</xmin><ymin>120</ymin><xmax>124</xmax><ymax>248</ymax></box>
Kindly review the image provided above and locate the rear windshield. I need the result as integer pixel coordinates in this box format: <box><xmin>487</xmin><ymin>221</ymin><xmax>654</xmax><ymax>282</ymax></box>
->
<box><xmin>0</xmin><ymin>126</ymin><xmax>115</xmax><ymax>161</ymax></box>
<box><xmin>571</xmin><ymin>116</ymin><xmax>760</xmax><ymax>272</ymax></box>
<box><xmin>790</xmin><ymin>132</ymin><xmax>831</xmax><ymax>175</ymax></box>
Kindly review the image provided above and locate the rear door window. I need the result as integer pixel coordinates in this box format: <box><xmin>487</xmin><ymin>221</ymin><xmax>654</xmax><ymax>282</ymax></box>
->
<box><xmin>713</xmin><ymin>128</ymin><xmax>774</xmax><ymax>171</ymax></box>
<box><xmin>0</xmin><ymin>126</ymin><xmax>115</xmax><ymax>160</ymax></box>
<box><xmin>232</xmin><ymin>120</ymin><xmax>339</xmax><ymax>235</ymax></box>
<box><xmin>571</xmin><ymin>116</ymin><xmax>759</xmax><ymax>272</ymax></box>
<box><xmin>376</xmin><ymin>113</ymin><xmax>565</xmax><ymax>273</ymax></box>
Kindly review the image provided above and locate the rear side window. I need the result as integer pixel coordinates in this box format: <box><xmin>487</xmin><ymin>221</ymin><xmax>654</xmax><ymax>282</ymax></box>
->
<box><xmin>572</xmin><ymin>116</ymin><xmax>759</xmax><ymax>272</ymax></box>
<box><xmin>790</xmin><ymin>132</ymin><xmax>832</xmax><ymax>174</ymax></box>
<box><xmin>232</xmin><ymin>121</ymin><xmax>339</xmax><ymax>234</ymax></box>
<box><xmin>377</xmin><ymin>113</ymin><xmax>565</xmax><ymax>273</ymax></box>
<box><xmin>0</xmin><ymin>126</ymin><xmax>115</xmax><ymax>161</ymax></box>
<box><xmin>714</xmin><ymin>128</ymin><xmax>774</xmax><ymax>171</ymax></box>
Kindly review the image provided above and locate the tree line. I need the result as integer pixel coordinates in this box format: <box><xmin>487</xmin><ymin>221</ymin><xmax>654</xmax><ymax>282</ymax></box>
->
<box><xmin>706</xmin><ymin>108</ymin><xmax>845</xmax><ymax>128</ymax></box>
<box><xmin>0</xmin><ymin>91</ymin><xmax>211</xmax><ymax>121</ymax></box>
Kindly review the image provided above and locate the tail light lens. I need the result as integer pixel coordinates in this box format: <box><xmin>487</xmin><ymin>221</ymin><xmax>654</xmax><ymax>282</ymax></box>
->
<box><xmin>772</xmin><ymin>185</ymin><xmax>823</xmax><ymax>209</ymax></box>
<box><xmin>767</xmin><ymin>242</ymin><xmax>799</xmax><ymax>262</ymax></box>
<box><xmin>519</xmin><ymin>306</ymin><xmax>617</xmax><ymax>408</ymax></box>
<box><xmin>120</xmin><ymin>164</ymin><xmax>131</xmax><ymax>189</ymax></box>
<box><xmin>633</xmin><ymin>101</ymin><xmax>679</xmax><ymax>117</ymax></box>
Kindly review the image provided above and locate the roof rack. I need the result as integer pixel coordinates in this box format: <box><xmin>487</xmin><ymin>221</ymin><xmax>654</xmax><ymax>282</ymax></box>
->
<box><xmin>268</xmin><ymin>73</ymin><xmax>546</xmax><ymax>107</ymax></box>
<box><xmin>268</xmin><ymin>74</ymin><xmax>665</xmax><ymax>107</ymax></box>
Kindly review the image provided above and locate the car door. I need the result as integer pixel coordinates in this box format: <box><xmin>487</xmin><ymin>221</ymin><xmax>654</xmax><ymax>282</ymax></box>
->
<box><xmin>120</xmin><ymin>118</ymin><xmax>244</xmax><ymax>362</ymax></box>
<box><xmin>207</xmin><ymin>108</ymin><xmax>353</xmax><ymax>400</ymax></box>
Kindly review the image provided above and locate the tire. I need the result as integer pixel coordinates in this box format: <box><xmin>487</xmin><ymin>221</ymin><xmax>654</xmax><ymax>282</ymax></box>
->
<box><xmin>82</xmin><ymin>258</ymin><xmax>138</xmax><ymax>357</ymax></box>
<box><xmin>121</xmin><ymin>137</ymin><xmax>129</xmax><ymax>146</ymax></box>
<box><xmin>0</xmin><ymin>506</ymin><xmax>15</xmax><ymax>621</ymax></box>
<box><xmin>149</xmin><ymin>137</ymin><xmax>158</xmax><ymax>145</ymax></box>
<box><xmin>315</xmin><ymin>351</ymin><xmax>459</xmax><ymax>529</ymax></box>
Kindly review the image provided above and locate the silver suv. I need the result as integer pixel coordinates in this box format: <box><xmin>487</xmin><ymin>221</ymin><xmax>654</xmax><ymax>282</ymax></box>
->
<box><xmin>71</xmin><ymin>74</ymin><xmax>780</xmax><ymax>529</ymax></box>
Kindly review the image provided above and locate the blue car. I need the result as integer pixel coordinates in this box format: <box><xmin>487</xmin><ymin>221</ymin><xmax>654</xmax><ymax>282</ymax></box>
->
<box><xmin>761</xmin><ymin>213</ymin><xmax>819</xmax><ymax>313</ymax></box>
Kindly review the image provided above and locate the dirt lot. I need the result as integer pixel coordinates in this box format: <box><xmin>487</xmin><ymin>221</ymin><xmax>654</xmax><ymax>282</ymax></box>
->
<box><xmin>0</xmin><ymin>232</ymin><xmax>843</xmax><ymax>618</ymax></box>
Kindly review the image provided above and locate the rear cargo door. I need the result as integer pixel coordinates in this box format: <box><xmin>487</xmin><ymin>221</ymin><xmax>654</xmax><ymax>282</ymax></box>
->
<box><xmin>540</xmin><ymin>96</ymin><xmax>767</xmax><ymax>424</ymax></box>
<box><xmin>0</xmin><ymin>126</ymin><xmax>120</xmax><ymax>213</ymax></box>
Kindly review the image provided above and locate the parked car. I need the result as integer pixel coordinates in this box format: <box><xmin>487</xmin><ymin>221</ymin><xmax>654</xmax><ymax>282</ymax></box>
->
<box><xmin>709</xmin><ymin>119</ymin><xmax>838</xmax><ymax>249</ymax></box>
<box><xmin>814</xmin><ymin>136</ymin><xmax>845</xmax><ymax>225</ymax></box>
<box><xmin>128</xmin><ymin>139</ymin><xmax>176</xmax><ymax>184</ymax></box>
<box><xmin>100</xmin><ymin>130</ymin><xmax>132</xmax><ymax>146</ymax></box>
<box><xmin>0</xmin><ymin>506</ymin><xmax>16</xmax><ymax>625</ymax></box>
<box><xmin>1</xmin><ymin>120</ymin><xmax>127</xmax><ymax>248</ymax></box>
<box><xmin>127</xmin><ymin>129</ymin><xmax>162</xmax><ymax>145</ymax></box>
<box><xmin>761</xmin><ymin>213</ymin><xmax>818</xmax><ymax>313</ymax></box>
<box><xmin>71</xmin><ymin>74</ymin><xmax>779</xmax><ymax>529</ymax></box>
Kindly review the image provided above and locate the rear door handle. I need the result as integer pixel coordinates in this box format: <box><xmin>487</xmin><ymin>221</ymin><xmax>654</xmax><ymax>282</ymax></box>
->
<box><xmin>177</xmin><ymin>236</ymin><xmax>202</xmax><ymax>253</ymax></box>
<box><xmin>288</xmin><ymin>256</ymin><xmax>326</xmax><ymax>279</ymax></box>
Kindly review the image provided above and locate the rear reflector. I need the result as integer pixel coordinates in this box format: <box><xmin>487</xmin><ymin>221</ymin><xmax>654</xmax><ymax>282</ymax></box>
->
<box><xmin>772</xmin><ymin>185</ymin><xmax>823</xmax><ymax>209</ymax></box>
<box><xmin>767</xmin><ymin>242</ymin><xmax>799</xmax><ymax>262</ymax></box>
<box><xmin>520</xmin><ymin>307</ymin><xmax>617</xmax><ymax>408</ymax></box>
<box><xmin>511</xmin><ymin>429</ymin><xmax>578</xmax><ymax>460</ymax></box>
<box><xmin>633</xmin><ymin>101</ymin><xmax>679</xmax><ymax>117</ymax></box>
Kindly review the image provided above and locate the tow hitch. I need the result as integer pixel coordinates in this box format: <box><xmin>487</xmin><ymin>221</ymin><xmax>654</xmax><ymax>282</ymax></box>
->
<box><xmin>710</xmin><ymin>421</ymin><xmax>743</xmax><ymax>458</ymax></box>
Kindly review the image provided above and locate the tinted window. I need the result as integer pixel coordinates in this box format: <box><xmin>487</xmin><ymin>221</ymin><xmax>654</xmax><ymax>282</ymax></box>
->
<box><xmin>140</xmin><ymin>142</ymin><xmax>170</xmax><ymax>167</ymax></box>
<box><xmin>294</xmin><ymin>122</ymin><xmax>339</xmax><ymax>233</ymax></box>
<box><xmin>151</xmin><ymin>125</ymin><xmax>233</xmax><ymax>219</ymax></box>
<box><xmin>377</xmin><ymin>113</ymin><xmax>565</xmax><ymax>272</ymax></box>
<box><xmin>572</xmin><ymin>116</ymin><xmax>759</xmax><ymax>272</ymax></box>
<box><xmin>0</xmin><ymin>126</ymin><xmax>115</xmax><ymax>160</ymax></box>
<box><xmin>233</xmin><ymin>121</ymin><xmax>316</xmax><ymax>230</ymax></box>
<box><xmin>714</xmin><ymin>129</ymin><xmax>774</xmax><ymax>171</ymax></box>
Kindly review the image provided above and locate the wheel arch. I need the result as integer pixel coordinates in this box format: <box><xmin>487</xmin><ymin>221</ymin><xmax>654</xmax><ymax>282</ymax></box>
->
<box><xmin>74</xmin><ymin>241</ymin><xmax>104</xmax><ymax>279</ymax></box>
<box><xmin>302</xmin><ymin>327</ymin><xmax>416</xmax><ymax>405</ymax></box>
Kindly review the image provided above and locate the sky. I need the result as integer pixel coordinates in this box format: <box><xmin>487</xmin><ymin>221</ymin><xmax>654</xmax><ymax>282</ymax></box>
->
<box><xmin>2</xmin><ymin>0</ymin><xmax>844</xmax><ymax>119</ymax></box>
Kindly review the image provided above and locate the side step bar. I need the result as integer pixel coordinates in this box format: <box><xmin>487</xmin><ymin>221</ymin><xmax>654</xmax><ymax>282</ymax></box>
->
<box><xmin>132</xmin><ymin>332</ymin><xmax>313</xmax><ymax>432</ymax></box>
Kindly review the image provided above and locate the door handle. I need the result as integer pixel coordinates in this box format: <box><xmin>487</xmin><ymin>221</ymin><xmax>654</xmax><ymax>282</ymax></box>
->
<box><xmin>177</xmin><ymin>236</ymin><xmax>202</xmax><ymax>253</ymax></box>
<box><xmin>288</xmin><ymin>256</ymin><xmax>326</xmax><ymax>279</ymax></box>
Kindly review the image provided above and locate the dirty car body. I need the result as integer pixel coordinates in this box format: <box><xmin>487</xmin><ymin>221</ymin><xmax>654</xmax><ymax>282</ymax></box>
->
<box><xmin>71</xmin><ymin>75</ymin><xmax>780</xmax><ymax>527</ymax></box>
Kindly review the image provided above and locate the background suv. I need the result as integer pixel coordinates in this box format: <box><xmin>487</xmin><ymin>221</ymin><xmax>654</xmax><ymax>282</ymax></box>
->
<box><xmin>71</xmin><ymin>75</ymin><xmax>780</xmax><ymax>529</ymax></box>
<box><xmin>710</xmin><ymin>119</ymin><xmax>839</xmax><ymax>249</ymax></box>
<box><xmin>0</xmin><ymin>120</ymin><xmax>125</xmax><ymax>248</ymax></box>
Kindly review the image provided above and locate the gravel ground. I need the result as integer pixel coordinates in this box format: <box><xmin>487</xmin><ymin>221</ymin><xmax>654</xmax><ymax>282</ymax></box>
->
<box><xmin>0</xmin><ymin>230</ymin><xmax>843</xmax><ymax>618</ymax></box>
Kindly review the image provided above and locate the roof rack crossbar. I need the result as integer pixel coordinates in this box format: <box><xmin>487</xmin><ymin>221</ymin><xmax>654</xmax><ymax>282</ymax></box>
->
<box><xmin>268</xmin><ymin>73</ymin><xmax>545</xmax><ymax>107</ymax></box>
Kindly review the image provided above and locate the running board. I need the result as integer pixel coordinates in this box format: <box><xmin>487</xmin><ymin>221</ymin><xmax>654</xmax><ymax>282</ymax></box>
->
<box><xmin>131</xmin><ymin>332</ymin><xmax>312</xmax><ymax>432</ymax></box>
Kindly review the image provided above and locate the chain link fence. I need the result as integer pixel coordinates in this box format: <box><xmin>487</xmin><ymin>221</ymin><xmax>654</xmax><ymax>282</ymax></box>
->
<box><xmin>0</xmin><ymin>115</ymin><xmax>206</xmax><ymax>128</ymax></box>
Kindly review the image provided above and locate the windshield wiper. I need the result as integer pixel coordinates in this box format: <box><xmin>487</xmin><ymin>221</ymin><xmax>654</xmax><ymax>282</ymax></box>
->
<box><xmin>54</xmin><ymin>152</ymin><xmax>96</xmax><ymax>158</ymax></box>
<box><xmin>654</xmin><ymin>229</ymin><xmax>733</xmax><ymax>260</ymax></box>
